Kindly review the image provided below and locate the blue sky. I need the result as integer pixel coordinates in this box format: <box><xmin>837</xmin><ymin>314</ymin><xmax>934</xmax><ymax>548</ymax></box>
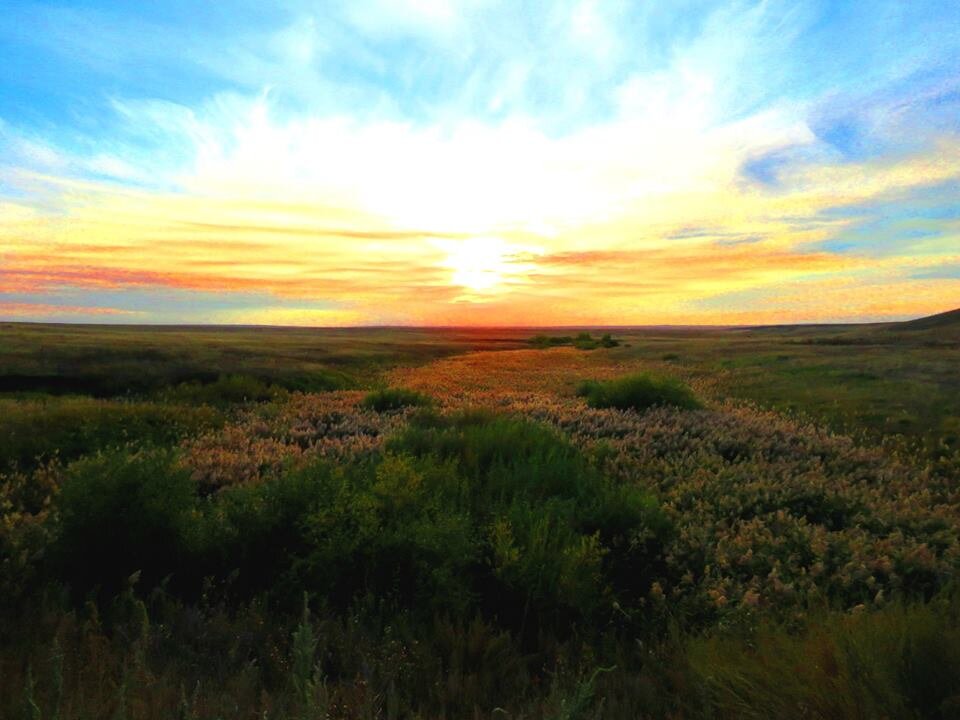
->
<box><xmin>1</xmin><ymin>1</ymin><xmax>959</xmax><ymax>324</ymax></box>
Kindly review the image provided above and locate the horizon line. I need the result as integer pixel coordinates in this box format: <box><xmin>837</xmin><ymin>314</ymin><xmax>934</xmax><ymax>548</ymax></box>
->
<box><xmin>0</xmin><ymin>318</ymin><xmax>931</xmax><ymax>332</ymax></box>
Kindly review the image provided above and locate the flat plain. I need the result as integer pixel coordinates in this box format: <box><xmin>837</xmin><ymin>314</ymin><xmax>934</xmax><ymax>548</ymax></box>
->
<box><xmin>2</xmin><ymin>315</ymin><xmax>959</xmax><ymax>718</ymax></box>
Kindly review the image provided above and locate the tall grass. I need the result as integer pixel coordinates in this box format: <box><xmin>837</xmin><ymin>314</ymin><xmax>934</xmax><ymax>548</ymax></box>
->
<box><xmin>0</xmin><ymin>397</ymin><xmax>221</xmax><ymax>471</ymax></box>
<box><xmin>687</xmin><ymin>594</ymin><xmax>960</xmax><ymax>719</ymax></box>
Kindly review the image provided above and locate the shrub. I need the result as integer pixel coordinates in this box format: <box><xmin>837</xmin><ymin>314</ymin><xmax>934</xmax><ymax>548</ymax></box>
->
<box><xmin>189</xmin><ymin>409</ymin><xmax>669</xmax><ymax>624</ymax></box>
<box><xmin>361</xmin><ymin>387</ymin><xmax>433</xmax><ymax>412</ymax></box>
<box><xmin>389</xmin><ymin>412</ymin><xmax>670</xmax><ymax>622</ymax></box>
<box><xmin>529</xmin><ymin>333</ymin><xmax>619</xmax><ymax>349</ymax></box>
<box><xmin>211</xmin><ymin>463</ymin><xmax>342</xmax><ymax>599</ymax></box>
<box><xmin>51</xmin><ymin>449</ymin><xmax>198</xmax><ymax>595</ymax></box>
<box><xmin>573</xmin><ymin>332</ymin><xmax>600</xmax><ymax>350</ymax></box>
<box><xmin>390</xmin><ymin>411</ymin><xmax>593</xmax><ymax>499</ymax></box>
<box><xmin>577</xmin><ymin>372</ymin><xmax>702</xmax><ymax>411</ymax></box>
<box><xmin>530</xmin><ymin>335</ymin><xmax>574</xmax><ymax>348</ymax></box>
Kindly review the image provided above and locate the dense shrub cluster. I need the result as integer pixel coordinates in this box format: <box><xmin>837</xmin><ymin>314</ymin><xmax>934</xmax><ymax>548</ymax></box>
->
<box><xmin>578</xmin><ymin>372</ymin><xmax>702</xmax><ymax>411</ymax></box>
<box><xmin>530</xmin><ymin>332</ymin><xmax>620</xmax><ymax>350</ymax></box>
<box><xmin>41</xmin><ymin>412</ymin><xmax>667</xmax><ymax>630</ymax></box>
<box><xmin>53</xmin><ymin>450</ymin><xmax>199</xmax><ymax>595</ymax></box>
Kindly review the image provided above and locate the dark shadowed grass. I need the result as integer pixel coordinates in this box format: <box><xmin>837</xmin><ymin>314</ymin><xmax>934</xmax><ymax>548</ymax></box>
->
<box><xmin>164</xmin><ymin>374</ymin><xmax>281</xmax><ymax>405</ymax></box>
<box><xmin>577</xmin><ymin>372</ymin><xmax>702</xmax><ymax>411</ymax></box>
<box><xmin>686</xmin><ymin>592</ymin><xmax>960</xmax><ymax>720</ymax></box>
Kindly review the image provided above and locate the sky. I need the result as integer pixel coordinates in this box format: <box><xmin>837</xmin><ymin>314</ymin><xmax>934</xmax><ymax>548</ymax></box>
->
<box><xmin>1</xmin><ymin>0</ymin><xmax>959</xmax><ymax>326</ymax></box>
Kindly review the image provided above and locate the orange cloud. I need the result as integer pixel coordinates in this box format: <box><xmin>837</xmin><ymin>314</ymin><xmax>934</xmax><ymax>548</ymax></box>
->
<box><xmin>0</xmin><ymin>301</ymin><xmax>138</xmax><ymax>317</ymax></box>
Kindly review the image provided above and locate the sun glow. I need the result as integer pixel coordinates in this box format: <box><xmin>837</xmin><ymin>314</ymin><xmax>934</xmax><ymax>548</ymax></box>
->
<box><xmin>442</xmin><ymin>237</ymin><xmax>513</xmax><ymax>294</ymax></box>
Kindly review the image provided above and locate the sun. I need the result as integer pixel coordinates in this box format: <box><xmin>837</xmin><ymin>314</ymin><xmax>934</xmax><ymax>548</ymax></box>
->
<box><xmin>443</xmin><ymin>238</ymin><xmax>511</xmax><ymax>293</ymax></box>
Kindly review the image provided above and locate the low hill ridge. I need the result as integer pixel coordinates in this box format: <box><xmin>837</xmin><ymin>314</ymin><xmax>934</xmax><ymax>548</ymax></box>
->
<box><xmin>894</xmin><ymin>307</ymin><xmax>960</xmax><ymax>331</ymax></box>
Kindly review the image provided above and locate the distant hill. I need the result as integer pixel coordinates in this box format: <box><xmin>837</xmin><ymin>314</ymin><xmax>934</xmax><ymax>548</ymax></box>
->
<box><xmin>893</xmin><ymin>307</ymin><xmax>960</xmax><ymax>331</ymax></box>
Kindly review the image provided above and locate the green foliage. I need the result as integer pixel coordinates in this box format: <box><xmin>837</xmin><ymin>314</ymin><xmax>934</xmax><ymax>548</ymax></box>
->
<box><xmin>40</xmin><ymin>411</ymin><xmax>662</xmax><ymax>625</ymax></box>
<box><xmin>578</xmin><ymin>372</ymin><xmax>702</xmax><ymax>411</ymax></box>
<box><xmin>361</xmin><ymin>387</ymin><xmax>433</xmax><ymax>412</ymax></box>
<box><xmin>0</xmin><ymin>398</ymin><xmax>220</xmax><ymax>471</ymax></box>
<box><xmin>211</xmin><ymin>464</ymin><xmax>337</xmax><ymax>596</ymax></box>
<box><xmin>389</xmin><ymin>412</ymin><xmax>669</xmax><ymax>620</ymax></box>
<box><xmin>52</xmin><ymin>450</ymin><xmax>198</xmax><ymax>595</ymax></box>
<box><xmin>573</xmin><ymin>332</ymin><xmax>599</xmax><ymax>350</ymax></box>
<box><xmin>530</xmin><ymin>332</ymin><xmax>619</xmax><ymax>350</ymax></box>
<box><xmin>530</xmin><ymin>334</ymin><xmax>574</xmax><ymax>348</ymax></box>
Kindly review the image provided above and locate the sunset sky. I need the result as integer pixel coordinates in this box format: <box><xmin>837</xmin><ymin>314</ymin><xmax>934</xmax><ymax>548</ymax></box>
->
<box><xmin>1</xmin><ymin>1</ymin><xmax>959</xmax><ymax>325</ymax></box>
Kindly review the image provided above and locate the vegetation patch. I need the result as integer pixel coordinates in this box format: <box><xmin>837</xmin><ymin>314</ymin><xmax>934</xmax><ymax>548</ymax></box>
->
<box><xmin>530</xmin><ymin>331</ymin><xmax>620</xmax><ymax>350</ymax></box>
<box><xmin>164</xmin><ymin>374</ymin><xmax>280</xmax><ymax>405</ymax></box>
<box><xmin>0</xmin><ymin>397</ymin><xmax>221</xmax><ymax>472</ymax></box>
<box><xmin>1</xmin><ymin>322</ymin><xmax>959</xmax><ymax>717</ymax></box>
<box><xmin>578</xmin><ymin>372</ymin><xmax>702</xmax><ymax>411</ymax></box>
<box><xmin>14</xmin><ymin>411</ymin><xmax>667</xmax><ymax>630</ymax></box>
<box><xmin>361</xmin><ymin>386</ymin><xmax>434</xmax><ymax>412</ymax></box>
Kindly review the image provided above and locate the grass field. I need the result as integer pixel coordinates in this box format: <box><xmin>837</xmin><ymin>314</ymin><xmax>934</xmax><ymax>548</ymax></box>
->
<box><xmin>1</xmin><ymin>315</ymin><xmax>959</xmax><ymax>718</ymax></box>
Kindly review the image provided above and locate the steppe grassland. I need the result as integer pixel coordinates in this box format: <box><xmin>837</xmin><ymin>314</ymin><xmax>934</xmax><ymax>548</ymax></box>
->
<box><xmin>2</xmin><ymin>324</ymin><xmax>959</xmax><ymax>718</ymax></box>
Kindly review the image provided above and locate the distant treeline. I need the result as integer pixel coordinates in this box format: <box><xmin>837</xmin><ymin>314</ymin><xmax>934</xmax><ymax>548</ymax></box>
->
<box><xmin>530</xmin><ymin>331</ymin><xmax>620</xmax><ymax>350</ymax></box>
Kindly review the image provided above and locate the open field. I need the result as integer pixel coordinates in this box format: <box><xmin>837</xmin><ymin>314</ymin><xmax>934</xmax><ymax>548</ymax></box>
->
<box><xmin>1</xmin><ymin>316</ymin><xmax>959</xmax><ymax>718</ymax></box>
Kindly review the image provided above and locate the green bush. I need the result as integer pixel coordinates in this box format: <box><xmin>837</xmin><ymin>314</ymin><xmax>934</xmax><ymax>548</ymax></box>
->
<box><xmin>573</xmin><ymin>332</ymin><xmax>600</xmax><ymax>350</ymax></box>
<box><xmin>389</xmin><ymin>412</ymin><xmax>670</xmax><ymax>621</ymax></box>
<box><xmin>530</xmin><ymin>335</ymin><xmax>574</xmax><ymax>348</ymax></box>
<box><xmin>578</xmin><ymin>372</ymin><xmax>702</xmax><ymax>411</ymax></box>
<box><xmin>51</xmin><ymin>449</ymin><xmax>199</xmax><ymax>595</ymax></box>
<box><xmin>210</xmin><ymin>463</ymin><xmax>342</xmax><ymax>599</ymax></box>
<box><xmin>361</xmin><ymin>387</ymin><xmax>433</xmax><ymax>412</ymax></box>
<box><xmin>529</xmin><ymin>333</ymin><xmax>618</xmax><ymax>349</ymax></box>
